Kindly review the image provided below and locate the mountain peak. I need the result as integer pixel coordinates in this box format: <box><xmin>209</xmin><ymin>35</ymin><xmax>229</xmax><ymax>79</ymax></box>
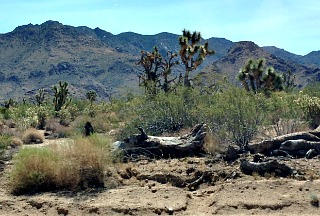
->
<box><xmin>227</xmin><ymin>41</ymin><xmax>260</xmax><ymax>55</ymax></box>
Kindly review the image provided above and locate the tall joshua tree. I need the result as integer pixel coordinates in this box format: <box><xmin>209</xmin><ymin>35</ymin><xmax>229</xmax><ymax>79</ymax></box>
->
<box><xmin>137</xmin><ymin>46</ymin><xmax>179</xmax><ymax>95</ymax></box>
<box><xmin>136</xmin><ymin>46</ymin><xmax>163</xmax><ymax>95</ymax></box>
<box><xmin>53</xmin><ymin>81</ymin><xmax>72</xmax><ymax>113</ymax></box>
<box><xmin>178</xmin><ymin>29</ymin><xmax>215</xmax><ymax>87</ymax></box>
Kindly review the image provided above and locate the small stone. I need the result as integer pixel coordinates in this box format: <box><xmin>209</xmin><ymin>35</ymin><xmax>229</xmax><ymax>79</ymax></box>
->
<box><xmin>151</xmin><ymin>189</ymin><xmax>157</xmax><ymax>193</ymax></box>
<box><xmin>166</xmin><ymin>207</ymin><xmax>174</xmax><ymax>215</ymax></box>
<box><xmin>154</xmin><ymin>208</ymin><xmax>162</xmax><ymax>215</ymax></box>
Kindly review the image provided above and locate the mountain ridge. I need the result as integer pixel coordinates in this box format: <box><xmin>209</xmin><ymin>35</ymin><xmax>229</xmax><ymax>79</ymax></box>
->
<box><xmin>0</xmin><ymin>21</ymin><xmax>319</xmax><ymax>101</ymax></box>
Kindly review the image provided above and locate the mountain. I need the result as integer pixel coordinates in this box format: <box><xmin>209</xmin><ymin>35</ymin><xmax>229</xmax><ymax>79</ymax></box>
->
<box><xmin>263</xmin><ymin>46</ymin><xmax>320</xmax><ymax>68</ymax></box>
<box><xmin>0</xmin><ymin>21</ymin><xmax>233</xmax><ymax>101</ymax></box>
<box><xmin>302</xmin><ymin>51</ymin><xmax>320</xmax><ymax>68</ymax></box>
<box><xmin>0</xmin><ymin>20</ymin><xmax>319</xmax><ymax>101</ymax></box>
<box><xmin>262</xmin><ymin>46</ymin><xmax>303</xmax><ymax>64</ymax></box>
<box><xmin>207</xmin><ymin>41</ymin><xmax>320</xmax><ymax>87</ymax></box>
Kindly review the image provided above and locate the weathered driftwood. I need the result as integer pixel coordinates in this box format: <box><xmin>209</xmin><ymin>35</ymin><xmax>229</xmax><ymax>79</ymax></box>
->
<box><xmin>113</xmin><ymin>123</ymin><xmax>206</xmax><ymax>159</ymax></box>
<box><xmin>248</xmin><ymin>131</ymin><xmax>320</xmax><ymax>154</ymax></box>
<box><xmin>240</xmin><ymin>159</ymin><xmax>293</xmax><ymax>177</ymax></box>
<box><xmin>280</xmin><ymin>139</ymin><xmax>320</xmax><ymax>152</ymax></box>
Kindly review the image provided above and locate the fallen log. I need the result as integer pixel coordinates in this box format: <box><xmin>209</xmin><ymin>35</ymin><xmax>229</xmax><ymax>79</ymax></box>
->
<box><xmin>248</xmin><ymin>131</ymin><xmax>320</xmax><ymax>154</ymax></box>
<box><xmin>280</xmin><ymin>139</ymin><xmax>320</xmax><ymax>152</ymax></box>
<box><xmin>240</xmin><ymin>159</ymin><xmax>293</xmax><ymax>177</ymax></box>
<box><xmin>113</xmin><ymin>123</ymin><xmax>207</xmax><ymax>159</ymax></box>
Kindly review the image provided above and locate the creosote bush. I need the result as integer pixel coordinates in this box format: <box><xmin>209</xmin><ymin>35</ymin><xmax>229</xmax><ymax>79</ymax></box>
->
<box><xmin>117</xmin><ymin>87</ymin><xmax>198</xmax><ymax>139</ymax></box>
<box><xmin>10</xmin><ymin>134</ymin><xmax>112</xmax><ymax>194</ymax></box>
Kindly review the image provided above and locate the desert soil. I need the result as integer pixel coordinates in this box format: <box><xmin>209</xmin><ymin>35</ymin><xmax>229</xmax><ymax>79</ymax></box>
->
<box><xmin>1</xmin><ymin>138</ymin><xmax>320</xmax><ymax>216</ymax></box>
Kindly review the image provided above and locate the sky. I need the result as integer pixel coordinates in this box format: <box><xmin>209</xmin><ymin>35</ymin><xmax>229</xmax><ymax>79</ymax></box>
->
<box><xmin>0</xmin><ymin>0</ymin><xmax>319</xmax><ymax>55</ymax></box>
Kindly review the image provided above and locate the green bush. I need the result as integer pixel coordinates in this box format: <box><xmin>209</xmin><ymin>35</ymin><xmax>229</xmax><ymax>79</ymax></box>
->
<box><xmin>202</xmin><ymin>87</ymin><xmax>267</xmax><ymax>149</ymax></box>
<box><xmin>117</xmin><ymin>88</ymin><xmax>199</xmax><ymax>139</ymax></box>
<box><xmin>295</xmin><ymin>93</ymin><xmax>320</xmax><ymax>129</ymax></box>
<box><xmin>264</xmin><ymin>92</ymin><xmax>304</xmax><ymax>135</ymax></box>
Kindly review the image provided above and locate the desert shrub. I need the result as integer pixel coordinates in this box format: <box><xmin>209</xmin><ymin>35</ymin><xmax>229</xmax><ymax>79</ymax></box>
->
<box><xmin>263</xmin><ymin>92</ymin><xmax>304</xmax><ymax>135</ymax></box>
<box><xmin>117</xmin><ymin>88</ymin><xmax>199</xmax><ymax>139</ymax></box>
<box><xmin>294</xmin><ymin>94</ymin><xmax>320</xmax><ymax>129</ymax></box>
<box><xmin>199</xmin><ymin>87</ymin><xmax>267</xmax><ymax>149</ymax></box>
<box><xmin>82</xmin><ymin>102</ymin><xmax>110</xmax><ymax>118</ymax></box>
<box><xmin>10</xmin><ymin>134</ymin><xmax>112</xmax><ymax>194</ymax></box>
<box><xmin>0</xmin><ymin>134</ymin><xmax>12</xmax><ymax>158</ymax></box>
<box><xmin>5</xmin><ymin>104</ymin><xmax>52</xmax><ymax>131</ymax></box>
<box><xmin>303</xmin><ymin>82</ymin><xmax>320</xmax><ymax>98</ymax></box>
<box><xmin>72</xmin><ymin>112</ymin><xmax>116</xmax><ymax>135</ymax></box>
<box><xmin>10</xmin><ymin>147</ymin><xmax>59</xmax><ymax>194</ymax></box>
<box><xmin>22</xmin><ymin>128</ymin><xmax>44</xmax><ymax>144</ymax></box>
<box><xmin>11</xmin><ymin>137</ymin><xmax>23</xmax><ymax>147</ymax></box>
<box><xmin>34</xmin><ymin>105</ymin><xmax>49</xmax><ymax>129</ymax></box>
<box><xmin>310</xmin><ymin>193</ymin><xmax>319</xmax><ymax>207</ymax></box>
<box><xmin>45</xmin><ymin>118</ymin><xmax>73</xmax><ymax>138</ymax></box>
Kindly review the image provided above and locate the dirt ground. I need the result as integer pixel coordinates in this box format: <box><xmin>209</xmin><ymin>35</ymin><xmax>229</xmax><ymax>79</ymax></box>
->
<box><xmin>1</xmin><ymin>138</ymin><xmax>320</xmax><ymax>216</ymax></box>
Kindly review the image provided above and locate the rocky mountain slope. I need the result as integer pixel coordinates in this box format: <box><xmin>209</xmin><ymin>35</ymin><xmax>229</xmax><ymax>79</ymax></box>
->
<box><xmin>209</xmin><ymin>41</ymin><xmax>320</xmax><ymax>87</ymax></box>
<box><xmin>0</xmin><ymin>20</ymin><xmax>319</xmax><ymax>101</ymax></box>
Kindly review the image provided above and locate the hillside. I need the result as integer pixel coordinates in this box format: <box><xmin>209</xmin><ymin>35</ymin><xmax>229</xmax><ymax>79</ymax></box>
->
<box><xmin>0</xmin><ymin>20</ymin><xmax>319</xmax><ymax>101</ymax></box>
<box><xmin>207</xmin><ymin>41</ymin><xmax>320</xmax><ymax>87</ymax></box>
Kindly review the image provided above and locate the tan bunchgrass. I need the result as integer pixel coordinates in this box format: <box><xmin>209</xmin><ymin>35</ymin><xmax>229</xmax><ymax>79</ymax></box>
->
<box><xmin>11</xmin><ymin>137</ymin><xmax>23</xmax><ymax>147</ymax></box>
<box><xmin>22</xmin><ymin>128</ymin><xmax>44</xmax><ymax>144</ymax></box>
<box><xmin>9</xmin><ymin>134</ymin><xmax>112</xmax><ymax>194</ymax></box>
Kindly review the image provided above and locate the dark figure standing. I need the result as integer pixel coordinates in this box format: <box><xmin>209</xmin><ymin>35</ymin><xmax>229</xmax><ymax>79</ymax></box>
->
<box><xmin>84</xmin><ymin>122</ymin><xmax>94</xmax><ymax>136</ymax></box>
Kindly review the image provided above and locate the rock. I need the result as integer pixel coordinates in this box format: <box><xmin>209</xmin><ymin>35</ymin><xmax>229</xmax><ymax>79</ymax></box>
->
<box><xmin>306</xmin><ymin>149</ymin><xmax>318</xmax><ymax>159</ymax></box>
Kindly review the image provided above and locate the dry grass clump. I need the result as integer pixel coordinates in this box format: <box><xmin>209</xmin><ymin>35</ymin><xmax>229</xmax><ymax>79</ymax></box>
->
<box><xmin>9</xmin><ymin>134</ymin><xmax>112</xmax><ymax>194</ymax></box>
<box><xmin>203</xmin><ymin>132</ymin><xmax>221</xmax><ymax>154</ymax></box>
<box><xmin>11</xmin><ymin>137</ymin><xmax>23</xmax><ymax>147</ymax></box>
<box><xmin>22</xmin><ymin>128</ymin><xmax>44</xmax><ymax>144</ymax></box>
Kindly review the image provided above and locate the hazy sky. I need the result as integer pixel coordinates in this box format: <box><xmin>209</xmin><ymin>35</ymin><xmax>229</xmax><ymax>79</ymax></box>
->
<box><xmin>1</xmin><ymin>0</ymin><xmax>319</xmax><ymax>55</ymax></box>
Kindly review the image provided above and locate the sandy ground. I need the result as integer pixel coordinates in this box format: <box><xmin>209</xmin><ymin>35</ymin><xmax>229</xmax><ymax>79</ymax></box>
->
<box><xmin>1</xmin><ymin>138</ymin><xmax>320</xmax><ymax>216</ymax></box>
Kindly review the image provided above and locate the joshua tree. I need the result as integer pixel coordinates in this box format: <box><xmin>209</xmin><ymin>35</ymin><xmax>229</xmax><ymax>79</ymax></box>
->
<box><xmin>160</xmin><ymin>51</ymin><xmax>179</xmax><ymax>93</ymax></box>
<box><xmin>238</xmin><ymin>58</ymin><xmax>285</xmax><ymax>94</ymax></box>
<box><xmin>4</xmin><ymin>98</ymin><xmax>16</xmax><ymax>109</ymax></box>
<box><xmin>178</xmin><ymin>29</ymin><xmax>215</xmax><ymax>87</ymax></box>
<box><xmin>52</xmin><ymin>81</ymin><xmax>71</xmax><ymax>113</ymax></box>
<box><xmin>282</xmin><ymin>70</ymin><xmax>296</xmax><ymax>92</ymax></box>
<box><xmin>136</xmin><ymin>46</ymin><xmax>162</xmax><ymax>95</ymax></box>
<box><xmin>35</xmin><ymin>88</ymin><xmax>46</xmax><ymax>106</ymax></box>
<box><xmin>86</xmin><ymin>90</ymin><xmax>97</xmax><ymax>108</ymax></box>
<box><xmin>238</xmin><ymin>59</ymin><xmax>264</xmax><ymax>93</ymax></box>
<box><xmin>137</xmin><ymin>46</ymin><xmax>179</xmax><ymax>95</ymax></box>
